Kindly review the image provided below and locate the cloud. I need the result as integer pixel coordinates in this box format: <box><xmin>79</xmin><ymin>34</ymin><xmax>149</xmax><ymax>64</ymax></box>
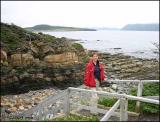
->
<box><xmin>1</xmin><ymin>1</ymin><xmax>159</xmax><ymax>28</ymax></box>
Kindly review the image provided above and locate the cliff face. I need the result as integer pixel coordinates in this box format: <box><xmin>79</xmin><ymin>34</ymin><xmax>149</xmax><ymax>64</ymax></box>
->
<box><xmin>1</xmin><ymin>23</ymin><xmax>89</xmax><ymax>95</ymax></box>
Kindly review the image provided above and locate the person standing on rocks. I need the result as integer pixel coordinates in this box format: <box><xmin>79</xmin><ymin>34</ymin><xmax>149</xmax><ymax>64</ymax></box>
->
<box><xmin>83</xmin><ymin>52</ymin><xmax>106</xmax><ymax>114</ymax></box>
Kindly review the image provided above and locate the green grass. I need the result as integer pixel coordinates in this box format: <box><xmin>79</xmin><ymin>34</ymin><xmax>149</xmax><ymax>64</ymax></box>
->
<box><xmin>98</xmin><ymin>83</ymin><xmax>159</xmax><ymax>114</ymax></box>
<box><xmin>40</xmin><ymin>33</ymin><xmax>56</xmax><ymax>42</ymax></box>
<box><xmin>1</xmin><ymin>22</ymin><xmax>57</xmax><ymax>53</ymax></box>
<box><xmin>53</xmin><ymin>114</ymin><xmax>99</xmax><ymax>121</ymax></box>
<box><xmin>129</xmin><ymin>82</ymin><xmax>159</xmax><ymax>113</ymax></box>
<box><xmin>72</xmin><ymin>43</ymin><xmax>84</xmax><ymax>52</ymax></box>
<box><xmin>8</xmin><ymin>114</ymin><xmax>99</xmax><ymax>121</ymax></box>
<box><xmin>72</xmin><ymin>43</ymin><xmax>90</xmax><ymax>63</ymax></box>
<box><xmin>6</xmin><ymin>119</ymin><xmax>31</xmax><ymax>122</ymax></box>
<box><xmin>10</xmin><ymin>120</ymin><xmax>30</xmax><ymax>122</ymax></box>
<box><xmin>98</xmin><ymin>97</ymin><xmax>136</xmax><ymax>112</ymax></box>
<box><xmin>9</xmin><ymin>114</ymin><xmax>99</xmax><ymax>121</ymax></box>
<box><xmin>80</xmin><ymin>55</ymin><xmax>90</xmax><ymax>63</ymax></box>
<box><xmin>98</xmin><ymin>97</ymin><xmax>117</xmax><ymax>107</ymax></box>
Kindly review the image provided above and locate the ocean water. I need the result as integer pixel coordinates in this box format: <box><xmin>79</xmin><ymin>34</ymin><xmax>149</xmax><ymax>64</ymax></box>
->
<box><xmin>43</xmin><ymin>30</ymin><xmax>159</xmax><ymax>59</ymax></box>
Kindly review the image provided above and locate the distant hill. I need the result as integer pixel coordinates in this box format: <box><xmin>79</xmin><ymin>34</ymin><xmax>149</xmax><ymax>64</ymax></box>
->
<box><xmin>25</xmin><ymin>24</ymin><xmax>96</xmax><ymax>32</ymax></box>
<box><xmin>122</xmin><ymin>24</ymin><xmax>159</xmax><ymax>31</ymax></box>
<box><xmin>90</xmin><ymin>27</ymin><xmax>120</xmax><ymax>30</ymax></box>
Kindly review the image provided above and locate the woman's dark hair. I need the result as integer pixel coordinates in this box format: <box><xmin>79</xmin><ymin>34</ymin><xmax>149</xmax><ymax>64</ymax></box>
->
<box><xmin>92</xmin><ymin>52</ymin><xmax>98</xmax><ymax>56</ymax></box>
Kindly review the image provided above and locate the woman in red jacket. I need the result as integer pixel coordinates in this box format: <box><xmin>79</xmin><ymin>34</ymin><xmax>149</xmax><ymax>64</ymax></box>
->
<box><xmin>84</xmin><ymin>52</ymin><xmax>106</xmax><ymax>89</ymax></box>
<box><xmin>83</xmin><ymin>52</ymin><xmax>106</xmax><ymax>114</ymax></box>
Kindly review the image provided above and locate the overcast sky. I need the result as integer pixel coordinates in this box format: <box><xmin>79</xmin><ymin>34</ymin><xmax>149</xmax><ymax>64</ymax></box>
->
<box><xmin>1</xmin><ymin>1</ymin><xmax>159</xmax><ymax>28</ymax></box>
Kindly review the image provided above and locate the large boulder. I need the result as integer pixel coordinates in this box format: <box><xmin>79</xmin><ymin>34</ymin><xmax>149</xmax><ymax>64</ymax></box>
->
<box><xmin>11</xmin><ymin>54</ymin><xmax>22</xmax><ymax>66</ymax></box>
<box><xmin>22</xmin><ymin>53</ymin><xmax>34</xmax><ymax>65</ymax></box>
<box><xmin>11</xmin><ymin>53</ymin><xmax>34</xmax><ymax>66</ymax></box>
<box><xmin>44</xmin><ymin>52</ymin><xmax>78</xmax><ymax>63</ymax></box>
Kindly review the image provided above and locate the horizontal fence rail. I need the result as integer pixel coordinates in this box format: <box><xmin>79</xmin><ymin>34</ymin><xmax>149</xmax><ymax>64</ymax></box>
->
<box><xmin>106</xmin><ymin>80</ymin><xmax>159</xmax><ymax>83</ymax></box>
<box><xmin>68</xmin><ymin>87</ymin><xmax>159</xmax><ymax>105</ymax></box>
<box><xmin>144</xmin><ymin>96</ymin><xmax>159</xmax><ymax>100</ymax></box>
<box><xmin>125</xmin><ymin>94</ymin><xmax>159</xmax><ymax>104</ymax></box>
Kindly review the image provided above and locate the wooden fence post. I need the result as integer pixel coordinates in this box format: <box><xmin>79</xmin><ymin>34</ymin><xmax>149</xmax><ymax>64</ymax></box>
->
<box><xmin>64</xmin><ymin>89</ymin><xmax>70</xmax><ymax>115</ymax></box>
<box><xmin>120</xmin><ymin>98</ymin><xmax>128</xmax><ymax>121</ymax></box>
<box><xmin>136</xmin><ymin>81</ymin><xmax>143</xmax><ymax>113</ymax></box>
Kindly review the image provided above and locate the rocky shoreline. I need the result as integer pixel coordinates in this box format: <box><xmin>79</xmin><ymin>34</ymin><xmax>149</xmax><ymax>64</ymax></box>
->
<box><xmin>1</xmin><ymin>51</ymin><xmax>159</xmax><ymax>121</ymax></box>
<box><xmin>97</xmin><ymin>51</ymin><xmax>159</xmax><ymax>80</ymax></box>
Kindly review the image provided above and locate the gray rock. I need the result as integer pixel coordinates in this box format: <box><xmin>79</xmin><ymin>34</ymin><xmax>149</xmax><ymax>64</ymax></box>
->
<box><xmin>111</xmin><ymin>84</ymin><xmax>118</xmax><ymax>90</ymax></box>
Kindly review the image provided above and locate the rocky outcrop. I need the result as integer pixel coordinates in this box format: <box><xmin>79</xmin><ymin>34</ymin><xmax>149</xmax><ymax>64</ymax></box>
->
<box><xmin>44</xmin><ymin>52</ymin><xmax>78</xmax><ymax>63</ymax></box>
<box><xmin>1</xmin><ymin>23</ymin><xmax>87</xmax><ymax>95</ymax></box>
<box><xmin>11</xmin><ymin>54</ymin><xmax>22</xmax><ymax>66</ymax></box>
<box><xmin>22</xmin><ymin>53</ymin><xmax>34</xmax><ymax>65</ymax></box>
<box><xmin>1</xmin><ymin>37</ymin><xmax>86</xmax><ymax>95</ymax></box>
<box><xmin>9</xmin><ymin>48</ymin><xmax>79</xmax><ymax>66</ymax></box>
<box><xmin>11</xmin><ymin>53</ymin><xmax>34</xmax><ymax>66</ymax></box>
<box><xmin>1</xmin><ymin>62</ymin><xmax>84</xmax><ymax>95</ymax></box>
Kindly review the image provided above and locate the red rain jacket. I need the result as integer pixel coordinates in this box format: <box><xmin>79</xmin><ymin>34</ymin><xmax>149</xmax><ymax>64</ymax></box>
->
<box><xmin>84</xmin><ymin>60</ymin><xmax>106</xmax><ymax>87</ymax></box>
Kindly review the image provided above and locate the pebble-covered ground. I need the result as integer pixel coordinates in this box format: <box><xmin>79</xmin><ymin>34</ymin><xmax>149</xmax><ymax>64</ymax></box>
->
<box><xmin>1</xmin><ymin>87</ymin><xmax>63</xmax><ymax>120</ymax></box>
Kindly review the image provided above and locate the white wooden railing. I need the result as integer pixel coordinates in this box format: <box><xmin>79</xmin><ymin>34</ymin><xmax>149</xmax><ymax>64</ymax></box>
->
<box><xmin>106</xmin><ymin>80</ymin><xmax>159</xmax><ymax>112</ymax></box>
<box><xmin>68</xmin><ymin>83</ymin><xmax>159</xmax><ymax>121</ymax></box>
<box><xmin>16</xmin><ymin>80</ymin><xmax>159</xmax><ymax>121</ymax></box>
